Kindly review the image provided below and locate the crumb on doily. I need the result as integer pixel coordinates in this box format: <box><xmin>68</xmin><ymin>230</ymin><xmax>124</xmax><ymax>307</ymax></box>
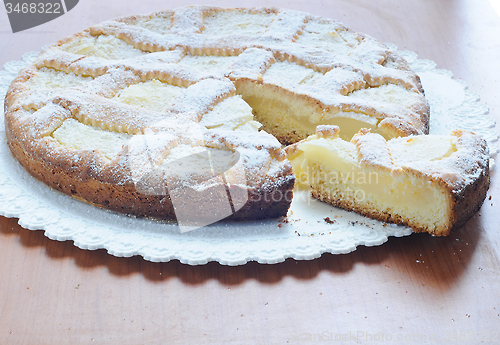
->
<box><xmin>324</xmin><ymin>217</ymin><xmax>336</xmax><ymax>224</ymax></box>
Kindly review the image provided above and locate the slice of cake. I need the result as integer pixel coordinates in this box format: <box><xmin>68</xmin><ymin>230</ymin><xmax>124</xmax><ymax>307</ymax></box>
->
<box><xmin>286</xmin><ymin>126</ymin><xmax>490</xmax><ymax>236</ymax></box>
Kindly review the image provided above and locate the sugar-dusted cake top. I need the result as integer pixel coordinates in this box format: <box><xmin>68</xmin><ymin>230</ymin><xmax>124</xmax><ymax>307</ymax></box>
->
<box><xmin>288</xmin><ymin>125</ymin><xmax>490</xmax><ymax>194</ymax></box>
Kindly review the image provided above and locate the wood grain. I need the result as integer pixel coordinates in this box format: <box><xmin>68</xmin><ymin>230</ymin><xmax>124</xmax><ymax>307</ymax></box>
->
<box><xmin>0</xmin><ymin>1</ymin><xmax>499</xmax><ymax>344</ymax></box>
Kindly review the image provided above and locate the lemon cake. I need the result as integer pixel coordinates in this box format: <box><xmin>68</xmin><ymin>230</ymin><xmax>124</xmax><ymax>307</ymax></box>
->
<box><xmin>286</xmin><ymin>126</ymin><xmax>490</xmax><ymax>236</ymax></box>
<box><xmin>5</xmin><ymin>6</ymin><xmax>430</xmax><ymax>224</ymax></box>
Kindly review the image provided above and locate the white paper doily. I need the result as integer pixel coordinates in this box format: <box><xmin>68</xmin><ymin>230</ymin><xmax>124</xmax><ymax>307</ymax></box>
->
<box><xmin>0</xmin><ymin>48</ymin><xmax>497</xmax><ymax>265</ymax></box>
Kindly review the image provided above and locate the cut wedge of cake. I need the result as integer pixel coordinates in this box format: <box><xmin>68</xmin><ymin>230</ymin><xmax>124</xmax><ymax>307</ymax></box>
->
<box><xmin>286</xmin><ymin>126</ymin><xmax>490</xmax><ymax>236</ymax></box>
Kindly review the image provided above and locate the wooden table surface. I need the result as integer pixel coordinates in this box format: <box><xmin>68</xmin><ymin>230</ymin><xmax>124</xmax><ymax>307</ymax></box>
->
<box><xmin>1</xmin><ymin>0</ymin><xmax>499</xmax><ymax>344</ymax></box>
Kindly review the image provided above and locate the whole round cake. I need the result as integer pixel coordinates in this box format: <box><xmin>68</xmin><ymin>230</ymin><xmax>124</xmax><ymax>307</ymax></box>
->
<box><xmin>5</xmin><ymin>6</ymin><xmax>441</xmax><ymax>229</ymax></box>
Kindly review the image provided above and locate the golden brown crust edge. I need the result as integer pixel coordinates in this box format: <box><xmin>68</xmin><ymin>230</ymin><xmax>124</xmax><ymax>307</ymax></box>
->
<box><xmin>6</xmin><ymin>128</ymin><xmax>295</xmax><ymax>222</ymax></box>
<box><xmin>447</xmin><ymin>133</ymin><xmax>490</xmax><ymax>234</ymax></box>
